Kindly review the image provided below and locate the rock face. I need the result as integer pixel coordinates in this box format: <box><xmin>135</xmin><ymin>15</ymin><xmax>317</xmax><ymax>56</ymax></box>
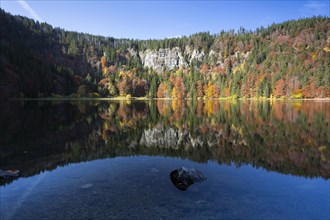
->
<box><xmin>138</xmin><ymin>46</ymin><xmax>250</xmax><ymax>73</ymax></box>
<box><xmin>138</xmin><ymin>46</ymin><xmax>208</xmax><ymax>73</ymax></box>
<box><xmin>137</xmin><ymin>46</ymin><xmax>249</xmax><ymax>73</ymax></box>
<box><xmin>139</xmin><ymin>47</ymin><xmax>185</xmax><ymax>73</ymax></box>
<box><xmin>170</xmin><ymin>167</ymin><xmax>206</xmax><ymax>191</ymax></box>
<box><xmin>188</xmin><ymin>49</ymin><xmax>205</xmax><ymax>63</ymax></box>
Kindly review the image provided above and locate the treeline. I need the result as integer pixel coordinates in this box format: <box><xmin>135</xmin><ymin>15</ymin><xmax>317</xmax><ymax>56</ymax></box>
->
<box><xmin>0</xmin><ymin>9</ymin><xmax>329</xmax><ymax>98</ymax></box>
<box><xmin>97</xmin><ymin>16</ymin><xmax>330</xmax><ymax>99</ymax></box>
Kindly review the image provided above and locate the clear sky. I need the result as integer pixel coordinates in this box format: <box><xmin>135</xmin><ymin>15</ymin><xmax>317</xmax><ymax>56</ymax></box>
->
<box><xmin>1</xmin><ymin>0</ymin><xmax>329</xmax><ymax>39</ymax></box>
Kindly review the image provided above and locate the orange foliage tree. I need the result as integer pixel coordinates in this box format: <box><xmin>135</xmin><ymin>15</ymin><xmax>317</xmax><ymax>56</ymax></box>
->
<box><xmin>274</xmin><ymin>79</ymin><xmax>286</xmax><ymax>97</ymax></box>
<box><xmin>157</xmin><ymin>82</ymin><xmax>167</xmax><ymax>98</ymax></box>
<box><xmin>117</xmin><ymin>75</ymin><xmax>132</xmax><ymax>96</ymax></box>
<box><xmin>196</xmin><ymin>80</ymin><xmax>204</xmax><ymax>98</ymax></box>
<box><xmin>212</xmin><ymin>84</ymin><xmax>220</xmax><ymax>98</ymax></box>
<box><xmin>172</xmin><ymin>77</ymin><xmax>186</xmax><ymax>99</ymax></box>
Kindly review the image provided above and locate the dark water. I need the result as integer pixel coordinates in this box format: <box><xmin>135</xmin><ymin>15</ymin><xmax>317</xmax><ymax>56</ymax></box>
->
<box><xmin>0</xmin><ymin>100</ymin><xmax>329</xmax><ymax>219</ymax></box>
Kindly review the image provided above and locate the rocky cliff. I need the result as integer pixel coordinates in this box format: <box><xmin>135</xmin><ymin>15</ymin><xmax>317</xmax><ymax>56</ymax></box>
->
<box><xmin>135</xmin><ymin>46</ymin><xmax>249</xmax><ymax>73</ymax></box>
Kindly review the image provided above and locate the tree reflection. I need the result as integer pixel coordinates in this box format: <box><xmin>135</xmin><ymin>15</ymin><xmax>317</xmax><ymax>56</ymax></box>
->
<box><xmin>0</xmin><ymin>100</ymin><xmax>329</xmax><ymax>185</ymax></box>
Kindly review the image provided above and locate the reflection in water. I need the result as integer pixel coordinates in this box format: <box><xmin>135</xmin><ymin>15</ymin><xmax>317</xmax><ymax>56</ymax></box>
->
<box><xmin>0</xmin><ymin>100</ymin><xmax>329</xmax><ymax>186</ymax></box>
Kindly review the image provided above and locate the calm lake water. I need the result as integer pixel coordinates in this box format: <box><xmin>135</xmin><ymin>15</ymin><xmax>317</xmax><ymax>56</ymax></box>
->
<box><xmin>0</xmin><ymin>100</ymin><xmax>329</xmax><ymax>219</ymax></box>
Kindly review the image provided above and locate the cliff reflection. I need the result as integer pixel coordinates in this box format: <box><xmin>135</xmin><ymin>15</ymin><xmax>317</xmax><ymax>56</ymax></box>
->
<box><xmin>0</xmin><ymin>100</ymin><xmax>329</xmax><ymax>185</ymax></box>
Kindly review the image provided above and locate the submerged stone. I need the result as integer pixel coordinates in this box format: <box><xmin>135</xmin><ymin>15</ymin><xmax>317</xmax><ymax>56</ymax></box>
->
<box><xmin>170</xmin><ymin>167</ymin><xmax>206</xmax><ymax>191</ymax></box>
<box><xmin>151</xmin><ymin>168</ymin><xmax>159</xmax><ymax>173</ymax></box>
<box><xmin>80</xmin><ymin>183</ymin><xmax>93</xmax><ymax>189</ymax></box>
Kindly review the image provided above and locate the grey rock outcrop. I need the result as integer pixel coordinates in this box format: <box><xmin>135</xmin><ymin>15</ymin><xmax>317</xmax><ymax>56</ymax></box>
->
<box><xmin>127</xmin><ymin>48</ymin><xmax>138</xmax><ymax>57</ymax></box>
<box><xmin>139</xmin><ymin>47</ymin><xmax>185</xmax><ymax>73</ymax></box>
<box><xmin>189</xmin><ymin>49</ymin><xmax>205</xmax><ymax>63</ymax></box>
<box><xmin>138</xmin><ymin>45</ymin><xmax>250</xmax><ymax>73</ymax></box>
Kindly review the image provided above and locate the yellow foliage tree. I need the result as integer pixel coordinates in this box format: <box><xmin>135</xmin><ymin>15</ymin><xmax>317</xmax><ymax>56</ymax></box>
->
<box><xmin>101</xmin><ymin>56</ymin><xmax>106</xmax><ymax>69</ymax></box>
<box><xmin>103</xmin><ymin>67</ymin><xmax>108</xmax><ymax>76</ymax></box>
<box><xmin>172</xmin><ymin>99</ymin><xmax>177</xmax><ymax>111</ymax></box>
<box><xmin>207</xmin><ymin>83</ymin><xmax>213</xmax><ymax>98</ymax></box>
<box><xmin>172</xmin><ymin>87</ymin><xmax>177</xmax><ymax>98</ymax></box>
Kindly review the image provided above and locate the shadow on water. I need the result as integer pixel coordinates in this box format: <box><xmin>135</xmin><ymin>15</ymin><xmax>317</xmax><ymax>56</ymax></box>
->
<box><xmin>0</xmin><ymin>99</ymin><xmax>329</xmax><ymax>185</ymax></box>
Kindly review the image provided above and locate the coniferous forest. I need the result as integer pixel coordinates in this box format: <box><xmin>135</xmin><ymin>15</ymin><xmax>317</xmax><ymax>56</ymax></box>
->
<box><xmin>0</xmin><ymin>9</ymin><xmax>329</xmax><ymax>99</ymax></box>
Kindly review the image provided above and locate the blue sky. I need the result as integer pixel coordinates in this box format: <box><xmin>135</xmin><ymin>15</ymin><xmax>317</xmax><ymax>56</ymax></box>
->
<box><xmin>1</xmin><ymin>1</ymin><xmax>329</xmax><ymax>39</ymax></box>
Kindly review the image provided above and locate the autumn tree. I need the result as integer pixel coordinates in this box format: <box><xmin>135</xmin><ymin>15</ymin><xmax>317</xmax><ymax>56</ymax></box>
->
<box><xmin>273</xmin><ymin>79</ymin><xmax>286</xmax><ymax>98</ymax></box>
<box><xmin>108</xmin><ymin>81</ymin><xmax>117</xmax><ymax>96</ymax></box>
<box><xmin>132</xmin><ymin>78</ymin><xmax>148</xmax><ymax>97</ymax></box>
<box><xmin>212</xmin><ymin>84</ymin><xmax>220</xmax><ymax>98</ymax></box>
<box><xmin>196</xmin><ymin>80</ymin><xmax>204</xmax><ymax>98</ymax></box>
<box><xmin>157</xmin><ymin>82</ymin><xmax>167</xmax><ymax>98</ymax></box>
<box><xmin>117</xmin><ymin>75</ymin><xmax>132</xmax><ymax>96</ymax></box>
<box><xmin>172</xmin><ymin>77</ymin><xmax>186</xmax><ymax>99</ymax></box>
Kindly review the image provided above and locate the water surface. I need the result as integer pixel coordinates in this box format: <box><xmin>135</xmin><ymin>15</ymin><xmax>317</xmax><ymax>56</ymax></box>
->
<box><xmin>0</xmin><ymin>100</ymin><xmax>329</xmax><ymax>219</ymax></box>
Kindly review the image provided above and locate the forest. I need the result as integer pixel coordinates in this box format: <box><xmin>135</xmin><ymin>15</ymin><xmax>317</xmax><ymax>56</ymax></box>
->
<box><xmin>0</xmin><ymin>9</ymin><xmax>329</xmax><ymax>99</ymax></box>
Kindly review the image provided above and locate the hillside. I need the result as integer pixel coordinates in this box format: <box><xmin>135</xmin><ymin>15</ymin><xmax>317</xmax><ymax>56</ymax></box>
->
<box><xmin>0</xmin><ymin>9</ymin><xmax>329</xmax><ymax>99</ymax></box>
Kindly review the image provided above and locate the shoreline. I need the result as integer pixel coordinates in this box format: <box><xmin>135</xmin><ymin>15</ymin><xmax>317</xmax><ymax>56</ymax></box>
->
<box><xmin>11</xmin><ymin>97</ymin><xmax>330</xmax><ymax>101</ymax></box>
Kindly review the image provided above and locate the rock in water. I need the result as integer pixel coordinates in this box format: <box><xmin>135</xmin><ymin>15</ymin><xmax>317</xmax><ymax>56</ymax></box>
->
<box><xmin>170</xmin><ymin>167</ymin><xmax>206</xmax><ymax>191</ymax></box>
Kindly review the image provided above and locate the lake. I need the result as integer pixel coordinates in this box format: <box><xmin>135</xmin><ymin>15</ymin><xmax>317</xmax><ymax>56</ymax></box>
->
<box><xmin>0</xmin><ymin>100</ymin><xmax>329</xmax><ymax>219</ymax></box>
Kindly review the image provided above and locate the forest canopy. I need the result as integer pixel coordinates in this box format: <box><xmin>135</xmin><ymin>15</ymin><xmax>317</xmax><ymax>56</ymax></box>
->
<box><xmin>0</xmin><ymin>9</ymin><xmax>329</xmax><ymax>99</ymax></box>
